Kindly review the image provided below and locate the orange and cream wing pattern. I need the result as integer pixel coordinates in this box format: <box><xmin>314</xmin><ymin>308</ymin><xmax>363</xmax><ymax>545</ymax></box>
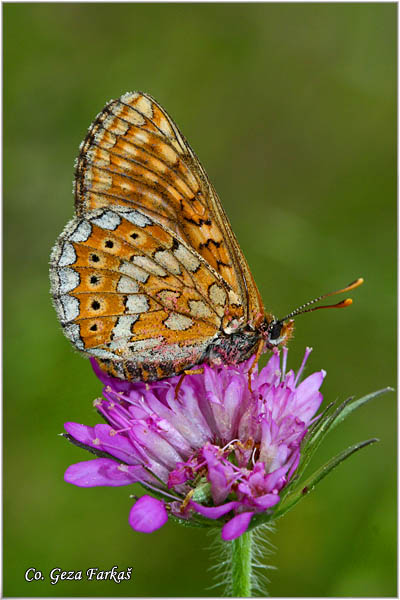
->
<box><xmin>74</xmin><ymin>92</ymin><xmax>264</xmax><ymax>325</ymax></box>
<box><xmin>50</xmin><ymin>206</ymin><xmax>246</xmax><ymax>381</ymax></box>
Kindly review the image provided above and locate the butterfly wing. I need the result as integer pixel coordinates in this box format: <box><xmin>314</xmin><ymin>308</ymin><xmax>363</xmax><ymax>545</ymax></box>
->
<box><xmin>50</xmin><ymin>206</ymin><xmax>249</xmax><ymax>381</ymax></box>
<box><xmin>74</xmin><ymin>92</ymin><xmax>265</xmax><ymax>326</ymax></box>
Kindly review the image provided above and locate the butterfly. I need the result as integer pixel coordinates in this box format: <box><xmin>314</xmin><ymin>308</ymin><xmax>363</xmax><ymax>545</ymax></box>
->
<box><xmin>50</xmin><ymin>92</ymin><xmax>363</xmax><ymax>383</ymax></box>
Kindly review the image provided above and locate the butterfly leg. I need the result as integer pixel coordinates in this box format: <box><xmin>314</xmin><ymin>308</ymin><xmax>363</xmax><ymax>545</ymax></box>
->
<box><xmin>175</xmin><ymin>368</ymin><xmax>205</xmax><ymax>399</ymax></box>
<box><xmin>247</xmin><ymin>339</ymin><xmax>264</xmax><ymax>392</ymax></box>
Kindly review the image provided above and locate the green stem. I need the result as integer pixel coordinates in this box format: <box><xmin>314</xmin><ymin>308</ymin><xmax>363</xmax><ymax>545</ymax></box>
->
<box><xmin>231</xmin><ymin>530</ymin><xmax>253</xmax><ymax>597</ymax></box>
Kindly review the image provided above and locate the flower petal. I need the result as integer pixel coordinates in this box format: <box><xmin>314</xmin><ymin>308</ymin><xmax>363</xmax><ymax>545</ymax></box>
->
<box><xmin>190</xmin><ymin>500</ymin><xmax>239</xmax><ymax>519</ymax></box>
<box><xmin>202</xmin><ymin>444</ymin><xmax>237</xmax><ymax>504</ymax></box>
<box><xmin>64</xmin><ymin>458</ymin><xmax>139</xmax><ymax>487</ymax></box>
<box><xmin>258</xmin><ymin>351</ymin><xmax>281</xmax><ymax>387</ymax></box>
<box><xmin>93</xmin><ymin>424</ymin><xmax>139</xmax><ymax>464</ymax></box>
<box><xmin>222</xmin><ymin>512</ymin><xmax>253</xmax><ymax>540</ymax></box>
<box><xmin>129</xmin><ymin>495</ymin><xmax>168</xmax><ymax>533</ymax></box>
<box><xmin>64</xmin><ymin>422</ymin><xmax>95</xmax><ymax>446</ymax></box>
<box><xmin>294</xmin><ymin>370</ymin><xmax>325</xmax><ymax>422</ymax></box>
<box><xmin>252</xmin><ymin>492</ymin><xmax>281</xmax><ymax>510</ymax></box>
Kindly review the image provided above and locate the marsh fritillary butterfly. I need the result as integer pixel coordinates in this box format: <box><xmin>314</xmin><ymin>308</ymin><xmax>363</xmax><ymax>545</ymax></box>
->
<box><xmin>50</xmin><ymin>92</ymin><xmax>363</xmax><ymax>382</ymax></box>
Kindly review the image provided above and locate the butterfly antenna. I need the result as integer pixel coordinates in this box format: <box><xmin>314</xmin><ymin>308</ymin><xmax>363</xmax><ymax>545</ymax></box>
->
<box><xmin>279</xmin><ymin>278</ymin><xmax>364</xmax><ymax>321</ymax></box>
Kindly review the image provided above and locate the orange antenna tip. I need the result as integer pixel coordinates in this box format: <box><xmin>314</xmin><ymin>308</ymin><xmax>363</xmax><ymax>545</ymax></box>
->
<box><xmin>308</xmin><ymin>297</ymin><xmax>353</xmax><ymax>311</ymax></box>
<box><xmin>342</xmin><ymin>277</ymin><xmax>364</xmax><ymax>293</ymax></box>
<box><xmin>325</xmin><ymin>277</ymin><xmax>364</xmax><ymax>298</ymax></box>
<box><xmin>338</xmin><ymin>298</ymin><xmax>353</xmax><ymax>308</ymax></box>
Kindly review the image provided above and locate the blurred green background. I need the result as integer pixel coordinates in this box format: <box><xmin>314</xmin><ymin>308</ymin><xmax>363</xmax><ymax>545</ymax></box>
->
<box><xmin>4</xmin><ymin>3</ymin><xmax>396</xmax><ymax>597</ymax></box>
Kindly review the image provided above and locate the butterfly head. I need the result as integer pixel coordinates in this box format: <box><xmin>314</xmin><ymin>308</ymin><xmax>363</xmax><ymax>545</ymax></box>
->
<box><xmin>265</xmin><ymin>318</ymin><xmax>295</xmax><ymax>348</ymax></box>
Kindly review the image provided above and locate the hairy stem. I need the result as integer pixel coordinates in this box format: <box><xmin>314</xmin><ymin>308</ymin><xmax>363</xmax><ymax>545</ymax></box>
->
<box><xmin>231</xmin><ymin>530</ymin><xmax>253</xmax><ymax>596</ymax></box>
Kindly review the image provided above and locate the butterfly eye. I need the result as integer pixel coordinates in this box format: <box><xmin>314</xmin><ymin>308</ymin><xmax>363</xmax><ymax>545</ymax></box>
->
<box><xmin>268</xmin><ymin>321</ymin><xmax>283</xmax><ymax>342</ymax></box>
<box><xmin>266</xmin><ymin>319</ymin><xmax>294</xmax><ymax>348</ymax></box>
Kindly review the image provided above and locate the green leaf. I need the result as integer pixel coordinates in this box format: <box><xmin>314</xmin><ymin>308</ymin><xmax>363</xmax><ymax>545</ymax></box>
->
<box><xmin>306</xmin><ymin>400</ymin><xmax>336</xmax><ymax>436</ymax></box>
<box><xmin>272</xmin><ymin>438</ymin><xmax>379</xmax><ymax>521</ymax></box>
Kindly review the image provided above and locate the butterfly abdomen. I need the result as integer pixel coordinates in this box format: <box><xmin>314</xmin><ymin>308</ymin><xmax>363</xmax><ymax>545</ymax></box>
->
<box><xmin>94</xmin><ymin>337</ymin><xmax>212</xmax><ymax>382</ymax></box>
<box><xmin>94</xmin><ymin>326</ymin><xmax>261</xmax><ymax>382</ymax></box>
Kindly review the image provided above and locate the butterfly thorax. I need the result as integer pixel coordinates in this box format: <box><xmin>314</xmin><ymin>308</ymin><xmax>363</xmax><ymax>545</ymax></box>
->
<box><xmin>205</xmin><ymin>325</ymin><xmax>263</xmax><ymax>367</ymax></box>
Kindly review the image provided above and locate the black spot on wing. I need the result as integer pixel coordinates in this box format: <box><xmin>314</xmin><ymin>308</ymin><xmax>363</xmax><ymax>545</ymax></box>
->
<box><xmin>183</xmin><ymin>216</ymin><xmax>212</xmax><ymax>227</ymax></box>
<box><xmin>199</xmin><ymin>238</ymin><xmax>222</xmax><ymax>250</ymax></box>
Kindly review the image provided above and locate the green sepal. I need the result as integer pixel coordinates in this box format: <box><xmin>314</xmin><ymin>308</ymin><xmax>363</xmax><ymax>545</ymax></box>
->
<box><xmin>168</xmin><ymin>513</ymin><xmax>216</xmax><ymax>529</ymax></box>
<box><xmin>192</xmin><ymin>480</ymin><xmax>212</xmax><ymax>504</ymax></box>
<box><xmin>272</xmin><ymin>437</ymin><xmax>378</xmax><ymax>521</ymax></box>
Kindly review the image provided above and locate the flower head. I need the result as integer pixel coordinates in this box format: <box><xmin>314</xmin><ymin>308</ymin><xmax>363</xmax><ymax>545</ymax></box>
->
<box><xmin>64</xmin><ymin>347</ymin><xmax>324</xmax><ymax>540</ymax></box>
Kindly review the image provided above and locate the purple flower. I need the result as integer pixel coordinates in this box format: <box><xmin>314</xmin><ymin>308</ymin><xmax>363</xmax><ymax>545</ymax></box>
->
<box><xmin>64</xmin><ymin>347</ymin><xmax>324</xmax><ymax>540</ymax></box>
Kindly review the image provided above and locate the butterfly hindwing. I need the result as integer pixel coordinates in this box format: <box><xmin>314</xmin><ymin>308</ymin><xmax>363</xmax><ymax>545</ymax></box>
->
<box><xmin>50</xmin><ymin>206</ymin><xmax>246</xmax><ymax>380</ymax></box>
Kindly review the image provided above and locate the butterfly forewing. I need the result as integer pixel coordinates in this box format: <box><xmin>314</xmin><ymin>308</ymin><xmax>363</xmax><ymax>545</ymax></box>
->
<box><xmin>74</xmin><ymin>92</ymin><xmax>264</xmax><ymax>325</ymax></box>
